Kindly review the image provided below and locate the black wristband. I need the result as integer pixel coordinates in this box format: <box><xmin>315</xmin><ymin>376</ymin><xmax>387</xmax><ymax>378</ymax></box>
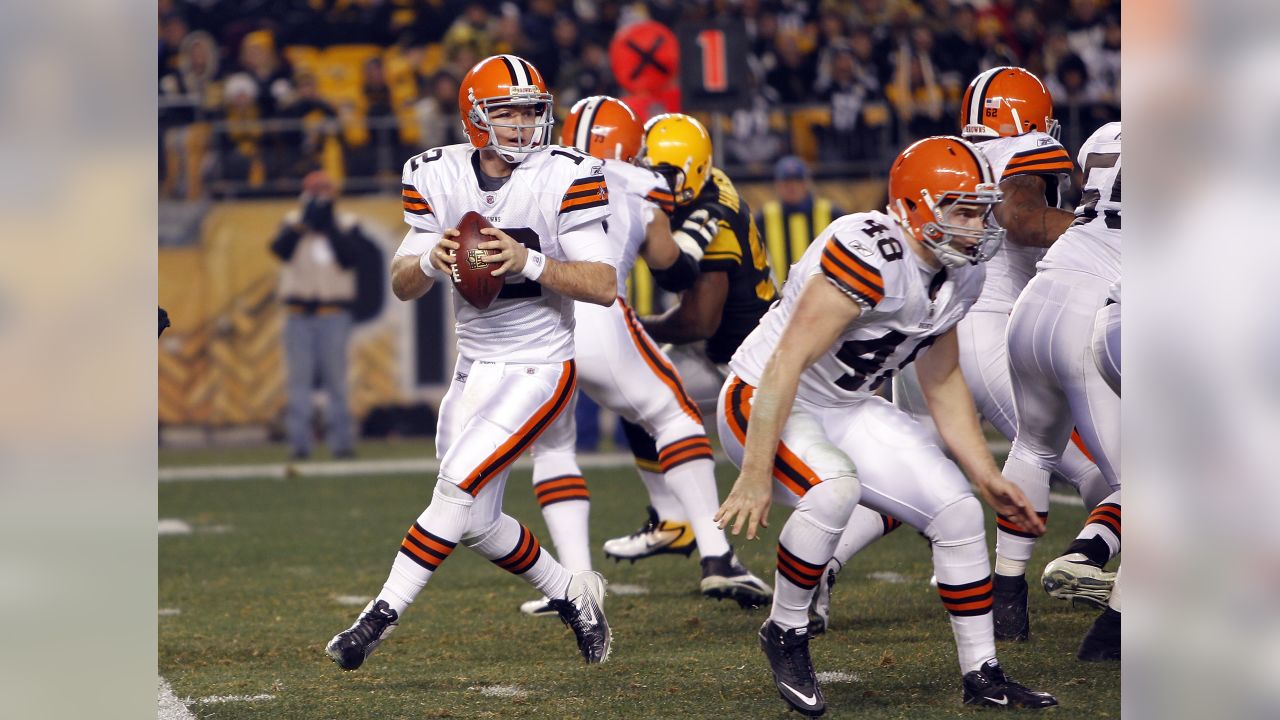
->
<box><xmin>650</xmin><ymin>252</ymin><xmax>700</xmax><ymax>293</ymax></box>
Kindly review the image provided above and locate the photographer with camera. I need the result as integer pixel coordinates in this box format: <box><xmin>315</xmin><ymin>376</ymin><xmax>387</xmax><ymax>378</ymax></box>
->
<box><xmin>270</xmin><ymin>170</ymin><xmax>373</xmax><ymax>460</ymax></box>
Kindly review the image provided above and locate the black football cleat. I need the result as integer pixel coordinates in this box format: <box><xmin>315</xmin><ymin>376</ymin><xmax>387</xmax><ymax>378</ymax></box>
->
<box><xmin>759</xmin><ymin>619</ymin><xmax>826</xmax><ymax>717</ymax></box>
<box><xmin>325</xmin><ymin>599</ymin><xmax>398</xmax><ymax>670</ymax></box>
<box><xmin>993</xmin><ymin>573</ymin><xmax>1030</xmax><ymax>641</ymax></box>
<box><xmin>548</xmin><ymin>571</ymin><xmax>611</xmax><ymax>663</ymax></box>
<box><xmin>700</xmin><ymin>550</ymin><xmax>772</xmax><ymax>609</ymax></box>
<box><xmin>1077</xmin><ymin>606</ymin><xmax>1121</xmax><ymax>661</ymax></box>
<box><xmin>962</xmin><ymin>658</ymin><xmax>1059</xmax><ymax>708</ymax></box>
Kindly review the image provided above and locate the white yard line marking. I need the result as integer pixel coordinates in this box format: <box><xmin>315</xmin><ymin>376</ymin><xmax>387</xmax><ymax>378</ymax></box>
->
<box><xmin>158</xmin><ymin>519</ymin><xmax>192</xmax><ymax>535</ymax></box>
<box><xmin>609</xmin><ymin>583</ymin><xmax>649</xmax><ymax>596</ymax></box>
<box><xmin>159</xmin><ymin>608</ymin><xmax>182</xmax><ymax>617</ymax></box>
<box><xmin>867</xmin><ymin>571</ymin><xmax>910</xmax><ymax>584</ymax></box>
<box><xmin>471</xmin><ymin>684</ymin><xmax>528</xmax><ymax>699</ymax></box>
<box><xmin>1050</xmin><ymin>492</ymin><xmax>1085</xmax><ymax>507</ymax></box>
<box><xmin>161</xmin><ymin>441</ymin><xmax>1022</xmax><ymax>484</ymax></box>
<box><xmin>194</xmin><ymin>693</ymin><xmax>275</xmax><ymax>704</ymax></box>
<box><xmin>333</xmin><ymin>595</ymin><xmax>371</xmax><ymax>606</ymax></box>
<box><xmin>816</xmin><ymin>671</ymin><xmax>859</xmax><ymax>684</ymax></box>
<box><xmin>157</xmin><ymin>677</ymin><xmax>196</xmax><ymax>720</ymax></box>
<box><xmin>160</xmin><ymin>452</ymin><xmax>638</xmax><ymax>482</ymax></box>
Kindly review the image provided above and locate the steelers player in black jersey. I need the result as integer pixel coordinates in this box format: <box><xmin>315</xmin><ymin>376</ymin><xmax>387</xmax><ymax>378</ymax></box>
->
<box><xmin>601</xmin><ymin>113</ymin><xmax>780</xmax><ymax>592</ymax></box>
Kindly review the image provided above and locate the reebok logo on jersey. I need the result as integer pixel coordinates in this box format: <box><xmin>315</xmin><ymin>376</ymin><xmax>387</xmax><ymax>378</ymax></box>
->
<box><xmin>847</xmin><ymin>239</ymin><xmax>874</xmax><ymax>257</ymax></box>
<box><xmin>1037</xmin><ymin>136</ymin><xmax>1055</xmax><ymax>146</ymax></box>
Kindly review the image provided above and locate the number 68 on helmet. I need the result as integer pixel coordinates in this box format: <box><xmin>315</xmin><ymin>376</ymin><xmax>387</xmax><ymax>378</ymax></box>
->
<box><xmin>887</xmin><ymin>136</ymin><xmax>1005</xmax><ymax>269</ymax></box>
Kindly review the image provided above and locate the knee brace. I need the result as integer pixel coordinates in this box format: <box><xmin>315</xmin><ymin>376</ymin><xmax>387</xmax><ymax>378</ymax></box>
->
<box><xmin>924</xmin><ymin>495</ymin><xmax>985</xmax><ymax>547</ymax></box>
<box><xmin>797</xmin><ymin>474</ymin><xmax>861</xmax><ymax>532</ymax></box>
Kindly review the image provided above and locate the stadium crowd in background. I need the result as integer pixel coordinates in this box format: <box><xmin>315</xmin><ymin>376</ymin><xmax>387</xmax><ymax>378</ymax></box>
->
<box><xmin>158</xmin><ymin>0</ymin><xmax>1120</xmax><ymax>198</ymax></box>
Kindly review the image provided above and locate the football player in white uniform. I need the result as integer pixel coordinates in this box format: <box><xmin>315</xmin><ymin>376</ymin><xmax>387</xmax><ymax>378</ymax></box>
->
<box><xmin>809</xmin><ymin>68</ymin><xmax>1112</xmax><ymax>640</ymax></box>
<box><xmin>600</xmin><ymin>114</ymin><xmax>780</xmax><ymax>564</ymax></box>
<box><xmin>517</xmin><ymin>96</ymin><xmax>770</xmax><ymax>616</ymax></box>
<box><xmin>1001</xmin><ymin>122</ymin><xmax>1122</xmax><ymax>640</ymax></box>
<box><xmin>1064</xmin><ymin>281</ymin><xmax>1122</xmax><ymax>662</ymax></box>
<box><xmin>714</xmin><ymin>137</ymin><xmax>1057</xmax><ymax>716</ymax></box>
<box><xmin>326</xmin><ymin>55</ymin><xmax>616</xmax><ymax>670</ymax></box>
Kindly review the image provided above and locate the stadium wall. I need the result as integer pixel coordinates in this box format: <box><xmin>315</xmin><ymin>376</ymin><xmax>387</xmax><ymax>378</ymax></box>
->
<box><xmin>157</xmin><ymin>179</ymin><xmax>885</xmax><ymax>430</ymax></box>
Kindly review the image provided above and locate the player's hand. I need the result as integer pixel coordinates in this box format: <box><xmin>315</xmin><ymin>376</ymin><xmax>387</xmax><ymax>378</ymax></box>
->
<box><xmin>975</xmin><ymin>474</ymin><xmax>1045</xmax><ymax>536</ymax></box>
<box><xmin>478</xmin><ymin>227</ymin><xmax>529</xmax><ymax>277</ymax></box>
<box><xmin>429</xmin><ymin>229</ymin><xmax>461</xmax><ymax>276</ymax></box>
<box><xmin>673</xmin><ymin>208</ymin><xmax>718</xmax><ymax>253</ymax></box>
<box><xmin>715</xmin><ymin>470</ymin><xmax>773</xmax><ymax>540</ymax></box>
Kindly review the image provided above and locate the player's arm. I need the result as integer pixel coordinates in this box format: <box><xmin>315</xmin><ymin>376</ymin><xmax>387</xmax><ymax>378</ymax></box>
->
<box><xmin>480</xmin><ymin>221</ymin><xmax>617</xmax><ymax>306</ymax></box>
<box><xmin>390</xmin><ymin>228</ymin><xmax>458</xmax><ymax>301</ymax></box>
<box><xmin>914</xmin><ymin>327</ymin><xmax>1044</xmax><ymax>535</ymax></box>
<box><xmin>640</xmin><ymin>269</ymin><xmax>728</xmax><ymax>342</ymax></box>
<box><xmin>715</xmin><ymin>275</ymin><xmax>861</xmax><ymax>539</ymax></box>
<box><xmin>642</xmin><ymin>207</ymin><xmax>717</xmax><ymax>293</ymax></box>
<box><xmin>995</xmin><ymin>174</ymin><xmax>1075</xmax><ymax>248</ymax></box>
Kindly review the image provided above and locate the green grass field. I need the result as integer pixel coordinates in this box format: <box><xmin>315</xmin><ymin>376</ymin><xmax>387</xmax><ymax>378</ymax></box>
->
<box><xmin>159</xmin><ymin>450</ymin><xmax>1119</xmax><ymax>719</ymax></box>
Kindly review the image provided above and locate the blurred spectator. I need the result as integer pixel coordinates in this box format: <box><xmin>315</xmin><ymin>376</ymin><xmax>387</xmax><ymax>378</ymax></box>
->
<box><xmin>493</xmin><ymin>5</ymin><xmax>527</xmax><ymax>56</ymax></box>
<box><xmin>413</xmin><ymin>71</ymin><xmax>469</xmax><ymax>150</ymax></box>
<box><xmin>975</xmin><ymin>15</ymin><xmax>1020</xmax><ymax>73</ymax></box>
<box><xmin>561</xmin><ymin>42</ymin><xmax>617</xmax><ymax>109</ymax></box>
<box><xmin>933</xmin><ymin>3</ymin><xmax>982</xmax><ymax>96</ymax></box>
<box><xmin>1047</xmin><ymin>53</ymin><xmax>1098</xmax><ymax>104</ymax></box>
<box><xmin>887</xmin><ymin>25</ymin><xmax>949</xmax><ymax>139</ymax></box>
<box><xmin>215</xmin><ymin>72</ymin><xmax>267</xmax><ymax>187</ymax></box>
<box><xmin>270</xmin><ymin>170</ymin><xmax>373</xmax><ymax>460</ymax></box>
<box><xmin>362</xmin><ymin>57</ymin><xmax>393</xmax><ymax>118</ymax></box>
<box><xmin>159</xmin><ymin>13</ymin><xmax>190</xmax><ymax>79</ymax></box>
<box><xmin>723</xmin><ymin>60</ymin><xmax>787</xmax><ymax>174</ymax></box>
<box><xmin>1008</xmin><ymin>6</ymin><xmax>1046</xmax><ymax>71</ymax></box>
<box><xmin>817</xmin><ymin>43</ymin><xmax>890</xmax><ymax>164</ymax></box>
<box><xmin>544</xmin><ymin>13</ymin><xmax>582</xmax><ymax>93</ymax></box>
<box><xmin>1092</xmin><ymin>12</ymin><xmax>1121</xmax><ymax>103</ymax></box>
<box><xmin>522</xmin><ymin>0</ymin><xmax>559</xmax><ymax>72</ymax></box>
<box><xmin>157</xmin><ymin>0</ymin><xmax>1122</xmax><ymax>192</ymax></box>
<box><xmin>444</xmin><ymin>2</ymin><xmax>497</xmax><ymax>59</ymax></box>
<box><xmin>160</xmin><ymin>30</ymin><xmax>222</xmax><ymax>198</ymax></box>
<box><xmin>754</xmin><ymin>156</ymin><xmax>844</xmax><ymax>285</ymax></box>
<box><xmin>1065</xmin><ymin>0</ymin><xmax>1107</xmax><ymax>60</ymax></box>
<box><xmin>237</xmin><ymin>31</ymin><xmax>293</xmax><ymax>118</ymax></box>
<box><xmin>766</xmin><ymin>31</ymin><xmax>816</xmax><ymax>104</ymax></box>
<box><xmin>815</xmin><ymin>9</ymin><xmax>850</xmax><ymax>56</ymax></box>
<box><xmin>273</xmin><ymin>71</ymin><xmax>340</xmax><ymax>180</ymax></box>
<box><xmin>848</xmin><ymin>27</ymin><xmax>889</xmax><ymax>94</ymax></box>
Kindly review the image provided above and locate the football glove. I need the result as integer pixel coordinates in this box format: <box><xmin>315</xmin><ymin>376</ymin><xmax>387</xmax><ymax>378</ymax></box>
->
<box><xmin>671</xmin><ymin>208</ymin><xmax>719</xmax><ymax>261</ymax></box>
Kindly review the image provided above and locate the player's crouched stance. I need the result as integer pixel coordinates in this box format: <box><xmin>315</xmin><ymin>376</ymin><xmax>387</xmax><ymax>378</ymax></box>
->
<box><xmin>326</xmin><ymin>54</ymin><xmax>615</xmax><ymax>670</ymax></box>
<box><xmin>713</xmin><ymin>137</ymin><xmax>1058</xmax><ymax>716</ymax></box>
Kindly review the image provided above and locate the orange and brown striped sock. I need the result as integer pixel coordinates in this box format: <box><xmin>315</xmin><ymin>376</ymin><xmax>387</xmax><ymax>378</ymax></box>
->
<box><xmin>534</xmin><ymin>474</ymin><xmax>592</xmax><ymax>572</ymax></box>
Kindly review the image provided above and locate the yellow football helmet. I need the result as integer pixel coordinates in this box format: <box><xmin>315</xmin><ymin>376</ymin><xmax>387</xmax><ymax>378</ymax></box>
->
<box><xmin>640</xmin><ymin>113</ymin><xmax>712</xmax><ymax>206</ymax></box>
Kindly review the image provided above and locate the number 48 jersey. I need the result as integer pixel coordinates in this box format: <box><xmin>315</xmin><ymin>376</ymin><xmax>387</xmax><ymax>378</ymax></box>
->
<box><xmin>729</xmin><ymin>211</ymin><xmax>985</xmax><ymax>407</ymax></box>
<box><xmin>400</xmin><ymin>143</ymin><xmax>612</xmax><ymax>363</ymax></box>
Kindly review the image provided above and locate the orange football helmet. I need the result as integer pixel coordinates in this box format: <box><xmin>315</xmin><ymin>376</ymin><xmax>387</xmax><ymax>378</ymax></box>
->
<box><xmin>887</xmin><ymin>136</ymin><xmax>1004</xmax><ymax>268</ymax></box>
<box><xmin>459</xmin><ymin>54</ymin><xmax>555</xmax><ymax>162</ymax></box>
<box><xmin>561</xmin><ymin>96</ymin><xmax>643</xmax><ymax>162</ymax></box>
<box><xmin>960</xmin><ymin>66</ymin><xmax>1059</xmax><ymax>141</ymax></box>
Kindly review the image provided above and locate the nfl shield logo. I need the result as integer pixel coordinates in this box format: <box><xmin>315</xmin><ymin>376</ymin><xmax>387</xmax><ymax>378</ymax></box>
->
<box><xmin>485</xmin><ymin>194</ymin><xmax>496</xmax><ymax>205</ymax></box>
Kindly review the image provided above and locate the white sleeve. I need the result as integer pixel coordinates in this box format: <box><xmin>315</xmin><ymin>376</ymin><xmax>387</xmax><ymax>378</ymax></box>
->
<box><xmin>559</xmin><ymin>219</ymin><xmax>616</xmax><ymax>267</ymax></box>
<box><xmin>394</xmin><ymin>228</ymin><xmax>442</xmax><ymax>258</ymax></box>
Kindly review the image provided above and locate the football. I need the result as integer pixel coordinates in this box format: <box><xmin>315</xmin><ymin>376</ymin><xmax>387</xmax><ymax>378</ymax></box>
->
<box><xmin>451</xmin><ymin>210</ymin><xmax>503</xmax><ymax>310</ymax></box>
